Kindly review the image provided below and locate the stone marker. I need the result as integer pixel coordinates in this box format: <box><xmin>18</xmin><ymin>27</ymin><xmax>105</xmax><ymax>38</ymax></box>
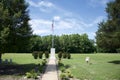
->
<box><xmin>85</xmin><ymin>57</ymin><xmax>90</xmax><ymax>63</ymax></box>
<box><xmin>5</xmin><ymin>59</ymin><xmax>8</xmax><ymax>64</ymax></box>
<box><xmin>50</xmin><ymin>48</ymin><xmax>55</xmax><ymax>60</ymax></box>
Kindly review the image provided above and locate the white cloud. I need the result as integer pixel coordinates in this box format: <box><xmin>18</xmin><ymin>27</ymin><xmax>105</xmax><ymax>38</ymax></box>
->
<box><xmin>54</xmin><ymin>16</ymin><xmax>61</xmax><ymax>21</ymax></box>
<box><xmin>29</xmin><ymin>19</ymin><xmax>51</xmax><ymax>35</ymax></box>
<box><xmin>88</xmin><ymin>0</ymin><xmax>110</xmax><ymax>7</ymax></box>
<box><xmin>87</xmin><ymin>32</ymin><xmax>96</xmax><ymax>39</ymax></box>
<box><xmin>39</xmin><ymin>1</ymin><xmax>54</xmax><ymax>8</ymax></box>
<box><xmin>53</xmin><ymin>17</ymin><xmax>84</xmax><ymax>31</ymax></box>
<box><xmin>87</xmin><ymin>16</ymin><xmax>105</xmax><ymax>27</ymax></box>
<box><xmin>27</xmin><ymin>0</ymin><xmax>38</xmax><ymax>7</ymax></box>
<box><xmin>33</xmin><ymin>29</ymin><xmax>50</xmax><ymax>34</ymax></box>
<box><xmin>56</xmin><ymin>20</ymin><xmax>73</xmax><ymax>29</ymax></box>
<box><xmin>101</xmin><ymin>0</ymin><xmax>113</xmax><ymax>5</ymax></box>
<box><xmin>27</xmin><ymin>0</ymin><xmax>54</xmax><ymax>8</ymax></box>
<box><xmin>27</xmin><ymin>0</ymin><xmax>55</xmax><ymax>12</ymax></box>
<box><xmin>29</xmin><ymin>19</ymin><xmax>51</xmax><ymax>29</ymax></box>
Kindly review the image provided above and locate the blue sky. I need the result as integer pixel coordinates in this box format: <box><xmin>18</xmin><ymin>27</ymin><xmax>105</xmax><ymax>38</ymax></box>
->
<box><xmin>26</xmin><ymin>0</ymin><xmax>111</xmax><ymax>39</ymax></box>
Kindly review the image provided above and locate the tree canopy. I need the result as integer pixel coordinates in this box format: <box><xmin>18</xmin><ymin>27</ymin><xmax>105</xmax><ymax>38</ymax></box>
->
<box><xmin>96</xmin><ymin>0</ymin><xmax>120</xmax><ymax>53</ymax></box>
<box><xmin>0</xmin><ymin>0</ymin><xmax>32</xmax><ymax>59</ymax></box>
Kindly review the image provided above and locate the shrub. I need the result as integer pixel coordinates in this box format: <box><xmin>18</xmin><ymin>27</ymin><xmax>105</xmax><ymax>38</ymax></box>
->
<box><xmin>26</xmin><ymin>72</ymin><xmax>32</xmax><ymax>78</ymax></box>
<box><xmin>63</xmin><ymin>53</ymin><xmax>67</xmax><ymax>58</ymax></box>
<box><xmin>26</xmin><ymin>69</ymin><xmax>38</xmax><ymax>79</ymax></box>
<box><xmin>32</xmin><ymin>51</ymin><xmax>38</xmax><ymax>59</ymax></box>
<box><xmin>60</xmin><ymin>73</ymin><xmax>67</xmax><ymax>80</ymax></box>
<box><xmin>38</xmin><ymin>51</ymin><xmax>43</xmax><ymax>59</ymax></box>
<box><xmin>65</xmin><ymin>69</ymin><xmax>74</xmax><ymax>78</ymax></box>
<box><xmin>116</xmin><ymin>48</ymin><xmax>120</xmax><ymax>53</ymax></box>
<box><xmin>58</xmin><ymin>58</ymin><xmax>61</xmax><ymax>65</ymax></box>
<box><xmin>60</xmin><ymin>67</ymin><xmax>66</xmax><ymax>72</ymax></box>
<box><xmin>67</xmin><ymin>53</ymin><xmax>71</xmax><ymax>59</ymax></box>
<box><xmin>42</xmin><ymin>58</ymin><xmax>47</xmax><ymax>66</ymax></box>
<box><xmin>59</xmin><ymin>60</ymin><xmax>74</xmax><ymax>79</ymax></box>
<box><xmin>45</xmin><ymin>51</ymin><xmax>49</xmax><ymax>58</ymax></box>
<box><xmin>38</xmin><ymin>66</ymin><xmax>43</xmax><ymax>73</ymax></box>
<box><xmin>58</xmin><ymin>59</ymin><xmax>64</xmax><ymax>68</ymax></box>
<box><xmin>32</xmin><ymin>72</ymin><xmax>38</xmax><ymax>79</ymax></box>
<box><xmin>58</xmin><ymin>52</ymin><xmax>62</xmax><ymax>59</ymax></box>
<box><xmin>60</xmin><ymin>69</ymin><xmax>74</xmax><ymax>79</ymax></box>
<box><xmin>67</xmin><ymin>73</ymin><xmax>74</xmax><ymax>78</ymax></box>
<box><xmin>65</xmin><ymin>69</ymin><xmax>71</xmax><ymax>74</ymax></box>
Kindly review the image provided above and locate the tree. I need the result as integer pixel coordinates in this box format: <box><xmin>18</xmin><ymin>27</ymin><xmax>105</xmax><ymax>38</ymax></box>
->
<box><xmin>96</xmin><ymin>0</ymin><xmax>120</xmax><ymax>53</ymax></box>
<box><xmin>60</xmin><ymin>35</ymin><xmax>69</xmax><ymax>52</ymax></box>
<box><xmin>70</xmin><ymin>34</ymin><xmax>81</xmax><ymax>53</ymax></box>
<box><xmin>0</xmin><ymin>0</ymin><xmax>32</xmax><ymax>59</ymax></box>
<box><xmin>0</xmin><ymin>1</ymin><xmax>10</xmax><ymax>60</ymax></box>
<box><xmin>81</xmin><ymin>34</ymin><xmax>95</xmax><ymax>53</ymax></box>
<box><xmin>42</xmin><ymin>36</ymin><xmax>52</xmax><ymax>51</ymax></box>
<box><xmin>54</xmin><ymin>36</ymin><xmax>60</xmax><ymax>53</ymax></box>
<box><xmin>30</xmin><ymin>35</ymin><xmax>42</xmax><ymax>51</ymax></box>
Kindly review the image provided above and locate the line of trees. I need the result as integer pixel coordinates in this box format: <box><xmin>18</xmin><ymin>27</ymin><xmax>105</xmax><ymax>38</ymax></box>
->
<box><xmin>31</xmin><ymin>34</ymin><xmax>96</xmax><ymax>53</ymax></box>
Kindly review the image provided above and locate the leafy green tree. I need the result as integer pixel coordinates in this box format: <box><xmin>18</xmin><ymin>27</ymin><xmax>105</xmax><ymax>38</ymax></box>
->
<box><xmin>42</xmin><ymin>36</ymin><xmax>52</xmax><ymax>51</ymax></box>
<box><xmin>54</xmin><ymin>36</ymin><xmax>60</xmax><ymax>53</ymax></box>
<box><xmin>0</xmin><ymin>0</ymin><xmax>32</xmax><ymax>59</ymax></box>
<box><xmin>71</xmin><ymin>34</ymin><xmax>81</xmax><ymax>53</ymax></box>
<box><xmin>96</xmin><ymin>0</ymin><xmax>120</xmax><ymax>53</ymax></box>
<box><xmin>0</xmin><ymin>1</ymin><xmax>10</xmax><ymax>60</ymax></box>
<box><xmin>81</xmin><ymin>34</ymin><xmax>95</xmax><ymax>53</ymax></box>
<box><xmin>31</xmin><ymin>35</ymin><xmax>42</xmax><ymax>51</ymax></box>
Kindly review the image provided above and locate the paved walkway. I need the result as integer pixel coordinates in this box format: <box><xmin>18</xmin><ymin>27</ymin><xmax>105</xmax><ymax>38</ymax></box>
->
<box><xmin>41</xmin><ymin>59</ymin><xmax>58</xmax><ymax>80</ymax></box>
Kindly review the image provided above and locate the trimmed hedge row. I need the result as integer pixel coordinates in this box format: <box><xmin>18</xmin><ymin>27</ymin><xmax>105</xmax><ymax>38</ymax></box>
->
<box><xmin>32</xmin><ymin>51</ymin><xmax>49</xmax><ymax>59</ymax></box>
<box><xmin>58</xmin><ymin>52</ymin><xmax>71</xmax><ymax>59</ymax></box>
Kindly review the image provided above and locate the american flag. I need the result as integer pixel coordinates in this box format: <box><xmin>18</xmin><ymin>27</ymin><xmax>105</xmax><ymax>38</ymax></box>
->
<box><xmin>52</xmin><ymin>20</ymin><xmax>54</xmax><ymax>31</ymax></box>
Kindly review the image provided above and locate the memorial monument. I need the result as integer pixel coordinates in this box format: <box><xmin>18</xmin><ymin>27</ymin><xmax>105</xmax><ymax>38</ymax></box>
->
<box><xmin>50</xmin><ymin>20</ymin><xmax>55</xmax><ymax>59</ymax></box>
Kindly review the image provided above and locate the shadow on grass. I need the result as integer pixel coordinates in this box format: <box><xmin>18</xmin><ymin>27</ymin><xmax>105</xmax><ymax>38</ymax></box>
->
<box><xmin>108</xmin><ymin>60</ymin><xmax>120</xmax><ymax>64</ymax></box>
<box><xmin>0</xmin><ymin>63</ymin><xmax>38</xmax><ymax>76</ymax></box>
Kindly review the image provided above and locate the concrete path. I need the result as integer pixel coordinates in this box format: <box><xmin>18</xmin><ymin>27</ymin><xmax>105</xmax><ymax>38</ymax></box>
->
<box><xmin>41</xmin><ymin>59</ymin><xmax>58</xmax><ymax>80</ymax></box>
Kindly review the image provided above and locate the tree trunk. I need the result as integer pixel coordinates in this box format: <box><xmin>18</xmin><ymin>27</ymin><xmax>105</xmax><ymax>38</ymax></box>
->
<box><xmin>0</xmin><ymin>53</ymin><xmax>2</xmax><ymax>59</ymax></box>
<box><xmin>0</xmin><ymin>53</ymin><xmax>2</xmax><ymax>63</ymax></box>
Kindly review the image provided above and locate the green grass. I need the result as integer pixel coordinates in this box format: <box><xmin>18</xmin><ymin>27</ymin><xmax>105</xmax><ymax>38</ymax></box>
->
<box><xmin>0</xmin><ymin>53</ymin><xmax>43</xmax><ymax>78</ymax></box>
<box><xmin>2</xmin><ymin>53</ymin><xmax>41</xmax><ymax>64</ymax></box>
<box><xmin>60</xmin><ymin>54</ymin><xmax>120</xmax><ymax>80</ymax></box>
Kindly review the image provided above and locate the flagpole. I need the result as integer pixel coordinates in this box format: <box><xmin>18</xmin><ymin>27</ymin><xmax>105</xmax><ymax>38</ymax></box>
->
<box><xmin>52</xmin><ymin>20</ymin><xmax>54</xmax><ymax>48</ymax></box>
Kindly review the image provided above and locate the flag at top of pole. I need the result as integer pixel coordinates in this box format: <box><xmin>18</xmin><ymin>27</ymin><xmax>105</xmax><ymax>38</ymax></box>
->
<box><xmin>52</xmin><ymin>20</ymin><xmax>54</xmax><ymax>32</ymax></box>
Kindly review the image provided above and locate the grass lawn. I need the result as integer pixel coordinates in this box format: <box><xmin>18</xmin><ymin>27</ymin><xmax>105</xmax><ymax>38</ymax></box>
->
<box><xmin>2</xmin><ymin>53</ymin><xmax>41</xmax><ymax>64</ymax></box>
<box><xmin>0</xmin><ymin>53</ymin><xmax>43</xmax><ymax>79</ymax></box>
<box><xmin>60</xmin><ymin>54</ymin><xmax>120</xmax><ymax>80</ymax></box>
<box><xmin>0</xmin><ymin>53</ymin><xmax>120</xmax><ymax>80</ymax></box>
